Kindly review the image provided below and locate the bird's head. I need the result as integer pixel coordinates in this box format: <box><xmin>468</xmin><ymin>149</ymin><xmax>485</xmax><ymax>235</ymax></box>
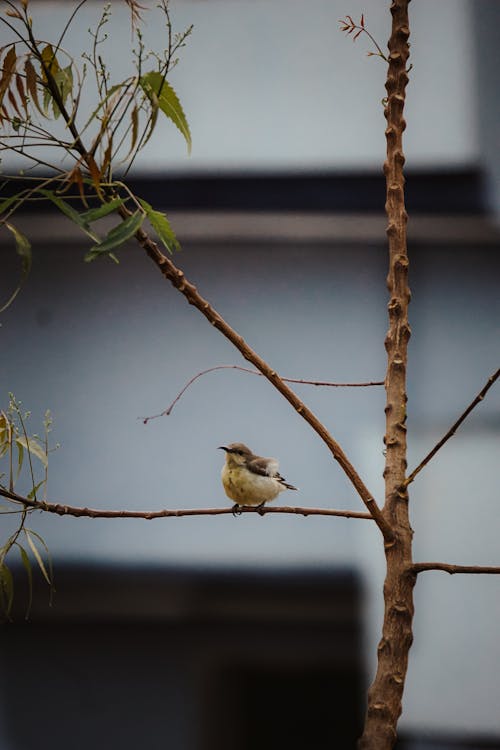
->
<box><xmin>218</xmin><ymin>443</ymin><xmax>253</xmax><ymax>466</ymax></box>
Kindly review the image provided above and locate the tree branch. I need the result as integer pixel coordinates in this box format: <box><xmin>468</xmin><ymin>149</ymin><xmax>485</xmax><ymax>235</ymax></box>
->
<box><xmin>0</xmin><ymin>487</ymin><xmax>372</xmax><ymax>521</ymax></box>
<box><xmin>122</xmin><ymin>208</ymin><xmax>395</xmax><ymax>543</ymax></box>
<box><xmin>359</xmin><ymin>3</ymin><xmax>414</xmax><ymax>748</ymax></box>
<box><xmin>141</xmin><ymin>364</ymin><xmax>384</xmax><ymax>422</ymax></box>
<box><xmin>405</xmin><ymin>367</ymin><xmax>500</xmax><ymax>486</ymax></box>
<box><xmin>412</xmin><ymin>562</ymin><xmax>500</xmax><ymax>576</ymax></box>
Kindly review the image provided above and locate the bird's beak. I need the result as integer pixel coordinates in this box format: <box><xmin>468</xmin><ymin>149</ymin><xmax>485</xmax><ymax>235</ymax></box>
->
<box><xmin>218</xmin><ymin>446</ymin><xmax>228</xmax><ymax>452</ymax></box>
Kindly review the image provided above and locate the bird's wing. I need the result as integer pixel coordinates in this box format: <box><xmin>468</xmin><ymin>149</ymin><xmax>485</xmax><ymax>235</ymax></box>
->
<box><xmin>247</xmin><ymin>456</ymin><xmax>279</xmax><ymax>477</ymax></box>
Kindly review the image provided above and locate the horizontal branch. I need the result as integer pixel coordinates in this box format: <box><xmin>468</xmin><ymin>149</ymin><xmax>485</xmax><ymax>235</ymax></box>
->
<box><xmin>412</xmin><ymin>562</ymin><xmax>500</xmax><ymax>576</ymax></box>
<box><xmin>0</xmin><ymin>487</ymin><xmax>372</xmax><ymax>521</ymax></box>
<box><xmin>406</xmin><ymin>366</ymin><xmax>500</xmax><ymax>486</ymax></box>
<box><xmin>142</xmin><ymin>364</ymin><xmax>384</xmax><ymax>422</ymax></box>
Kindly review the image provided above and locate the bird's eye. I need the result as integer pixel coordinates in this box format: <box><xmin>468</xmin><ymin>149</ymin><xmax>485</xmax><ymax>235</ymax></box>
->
<box><xmin>236</xmin><ymin>450</ymin><xmax>243</xmax><ymax>456</ymax></box>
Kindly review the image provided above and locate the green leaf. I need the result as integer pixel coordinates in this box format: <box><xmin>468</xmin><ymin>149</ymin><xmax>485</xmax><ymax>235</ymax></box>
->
<box><xmin>139</xmin><ymin>71</ymin><xmax>191</xmax><ymax>154</ymax></box>
<box><xmin>0</xmin><ymin>562</ymin><xmax>14</xmax><ymax>619</ymax></box>
<box><xmin>0</xmin><ymin>222</ymin><xmax>32</xmax><ymax>313</ymax></box>
<box><xmin>0</xmin><ymin>192</ymin><xmax>23</xmax><ymax>218</ymax></box>
<box><xmin>38</xmin><ymin>190</ymin><xmax>99</xmax><ymax>241</ymax></box>
<box><xmin>84</xmin><ymin>210</ymin><xmax>144</xmax><ymax>262</ymax></box>
<box><xmin>15</xmin><ymin>436</ymin><xmax>48</xmax><ymax>468</ymax></box>
<box><xmin>138</xmin><ymin>197</ymin><xmax>180</xmax><ymax>254</ymax></box>
<box><xmin>79</xmin><ymin>197</ymin><xmax>124</xmax><ymax>224</ymax></box>
<box><xmin>24</xmin><ymin>529</ymin><xmax>51</xmax><ymax>586</ymax></box>
<box><xmin>27</xmin><ymin>479</ymin><xmax>45</xmax><ymax>500</ymax></box>
<box><xmin>16</xmin><ymin>543</ymin><xmax>33</xmax><ymax>619</ymax></box>
<box><xmin>81</xmin><ymin>82</ymin><xmax>130</xmax><ymax>134</ymax></box>
<box><xmin>0</xmin><ymin>412</ymin><xmax>10</xmax><ymax>457</ymax></box>
<box><xmin>39</xmin><ymin>46</ymin><xmax>73</xmax><ymax>119</ymax></box>
<box><xmin>16</xmin><ymin>439</ymin><xmax>24</xmax><ymax>481</ymax></box>
<box><xmin>56</xmin><ymin>63</ymin><xmax>73</xmax><ymax>108</ymax></box>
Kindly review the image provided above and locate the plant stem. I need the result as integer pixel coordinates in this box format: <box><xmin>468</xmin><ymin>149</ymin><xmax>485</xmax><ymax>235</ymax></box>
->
<box><xmin>359</xmin><ymin>2</ymin><xmax>413</xmax><ymax>748</ymax></box>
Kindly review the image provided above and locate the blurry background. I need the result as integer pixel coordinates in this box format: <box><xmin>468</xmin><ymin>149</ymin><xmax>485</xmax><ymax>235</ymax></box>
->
<box><xmin>1</xmin><ymin>1</ymin><xmax>500</xmax><ymax>748</ymax></box>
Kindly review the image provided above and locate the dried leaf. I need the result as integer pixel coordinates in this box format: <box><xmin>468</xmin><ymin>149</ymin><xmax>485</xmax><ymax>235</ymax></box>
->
<box><xmin>40</xmin><ymin>44</ymin><xmax>60</xmax><ymax>84</ymax></box>
<box><xmin>0</xmin><ymin>47</ymin><xmax>17</xmax><ymax>110</ymax></box>
<box><xmin>15</xmin><ymin>72</ymin><xmax>27</xmax><ymax>113</ymax></box>
<box><xmin>7</xmin><ymin>87</ymin><xmax>21</xmax><ymax>118</ymax></box>
<box><xmin>101</xmin><ymin>137</ymin><xmax>113</xmax><ymax>178</ymax></box>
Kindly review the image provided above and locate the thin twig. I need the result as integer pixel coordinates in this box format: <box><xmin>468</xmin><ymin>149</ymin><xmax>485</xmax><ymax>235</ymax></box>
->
<box><xmin>0</xmin><ymin>487</ymin><xmax>372</xmax><ymax>521</ymax></box>
<box><xmin>412</xmin><ymin>562</ymin><xmax>500</xmax><ymax>576</ymax></box>
<box><xmin>141</xmin><ymin>364</ymin><xmax>384</xmax><ymax>422</ymax></box>
<box><xmin>405</xmin><ymin>367</ymin><xmax>500</xmax><ymax>486</ymax></box>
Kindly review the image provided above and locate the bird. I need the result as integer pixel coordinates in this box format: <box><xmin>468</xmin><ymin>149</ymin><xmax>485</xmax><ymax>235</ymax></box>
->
<box><xmin>219</xmin><ymin>442</ymin><xmax>297</xmax><ymax>513</ymax></box>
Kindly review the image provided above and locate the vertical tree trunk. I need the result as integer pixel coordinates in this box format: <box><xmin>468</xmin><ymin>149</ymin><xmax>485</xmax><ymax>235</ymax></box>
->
<box><xmin>358</xmin><ymin>2</ymin><xmax>414</xmax><ymax>748</ymax></box>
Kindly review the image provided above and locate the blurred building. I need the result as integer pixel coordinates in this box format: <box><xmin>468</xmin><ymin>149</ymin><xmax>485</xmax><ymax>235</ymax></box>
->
<box><xmin>1</xmin><ymin>1</ymin><xmax>499</xmax><ymax>748</ymax></box>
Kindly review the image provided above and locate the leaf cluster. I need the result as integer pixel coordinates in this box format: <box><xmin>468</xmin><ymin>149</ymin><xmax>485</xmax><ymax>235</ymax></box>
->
<box><xmin>0</xmin><ymin>0</ymin><xmax>189</xmax><ymax>307</ymax></box>
<box><xmin>0</xmin><ymin>396</ymin><xmax>55</xmax><ymax>620</ymax></box>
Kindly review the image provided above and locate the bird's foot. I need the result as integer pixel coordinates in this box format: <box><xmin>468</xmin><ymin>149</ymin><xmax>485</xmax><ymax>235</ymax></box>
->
<box><xmin>256</xmin><ymin>502</ymin><xmax>266</xmax><ymax>516</ymax></box>
<box><xmin>232</xmin><ymin>503</ymin><xmax>243</xmax><ymax>517</ymax></box>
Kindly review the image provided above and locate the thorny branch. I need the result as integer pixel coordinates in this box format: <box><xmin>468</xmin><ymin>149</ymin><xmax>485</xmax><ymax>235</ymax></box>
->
<box><xmin>359</xmin><ymin>2</ymin><xmax>414</xmax><ymax>748</ymax></box>
<box><xmin>405</xmin><ymin>367</ymin><xmax>500</xmax><ymax>486</ymax></box>
<box><xmin>142</xmin><ymin>364</ymin><xmax>384</xmax><ymax>422</ymax></box>
<box><xmin>0</xmin><ymin>487</ymin><xmax>372</xmax><ymax>521</ymax></box>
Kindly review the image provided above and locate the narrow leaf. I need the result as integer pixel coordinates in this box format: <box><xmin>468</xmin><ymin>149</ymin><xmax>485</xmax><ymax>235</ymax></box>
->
<box><xmin>0</xmin><ymin>412</ymin><xmax>10</xmax><ymax>457</ymax></box>
<box><xmin>40</xmin><ymin>44</ymin><xmax>60</xmax><ymax>83</ymax></box>
<box><xmin>80</xmin><ymin>197</ymin><xmax>124</xmax><ymax>224</ymax></box>
<box><xmin>101</xmin><ymin>137</ymin><xmax>113</xmax><ymax>178</ymax></box>
<box><xmin>16</xmin><ymin>543</ymin><xmax>33</xmax><ymax>618</ymax></box>
<box><xmin>87</xmin><ymin>155</ymin><xmax>103</xmax><ymax>194</ymax></box>
<box><xmin>139</xmin><ymin>71</ymin><xmax>191</xmax><ymax>154</ymax></box>
<box><xmin>123</xmin><ymin>103</ymin><xmax>139</xmax><ymax>161</ymax></box>
<box><xmin>24</xmin><ymin>58</ymin><xmax>43</xmax><ymax>115</ymax></box>
<box><xmin>0</xmin><ymin>47</ymin><xmax>17</xmax><ymax>109</ymax></box>
<box><xmin>0</xmin><ymin>191</ymin><xmax>23</xmax><ymax>217</ymax></box>
<box><xmin>81</xmin><ymin>82</ymin><xmax>129</xmax><ymax>133</ymax></box>
<box><xmin>0</xmin><ymin>222</ymin><xmax>32</xmax><ymax>313</ymax></box>
<box><xmin>15</xmin><ymin>73</ymin><xmax>27</xmax><ymax>113</ymax></box>
<box><xmin>15</xmin><ymin>435</ymin><xmax>48</xmax><ymax>468</ymax></box>
<box><xmin>84</xmin><ymin>210</ymin><xmax>144</xmax><ymax>262</ymax></box>
<box><xmin>138</xmin><ymin>197</ymin><xmax>180</xmax><ymax>253</ymax></box>
<box><xmin>0</xmin><ymin>562</ymin><xmax>14</xmax><ymax>618</ymax></box>
<box><xmin>27</xmin><ymin>479</ymin><xmax>45</xmax><ymax>500</ymax></box>
<box><xmin>38</xmin><ymin>189</ymin><xmax>99</xmax><ymax>241</ymax></box>
<box><xmin>25</xmin><ymin>529</ymin><xmax>54</xmax><ymax>595</ymax></box>
<box><xmin>24</xmin><ymin>530</ymin><xmax>51</xmax><ymax>586</ymax></box>
<box><xmin>7</xmin><ymin>87</ymin><xmax>22</xmax><ymax>118</ymax></box>
<box><xmin>16</xmin><ymin>439</ymin><xmax>24</xmax><ymax>481</ymax></box>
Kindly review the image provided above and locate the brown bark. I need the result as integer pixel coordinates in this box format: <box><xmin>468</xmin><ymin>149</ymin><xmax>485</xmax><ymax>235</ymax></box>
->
<box><xmin>358</xmin><ymin>2</ymin><xmax>414</xmax><ymax>748</ymax></box>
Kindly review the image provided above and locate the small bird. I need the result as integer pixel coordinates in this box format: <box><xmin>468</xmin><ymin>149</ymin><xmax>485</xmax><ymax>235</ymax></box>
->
<box><xmin>219</xmin><ymin>442</ymin><xmax>297</xmax><ymax>513</ymax></box>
